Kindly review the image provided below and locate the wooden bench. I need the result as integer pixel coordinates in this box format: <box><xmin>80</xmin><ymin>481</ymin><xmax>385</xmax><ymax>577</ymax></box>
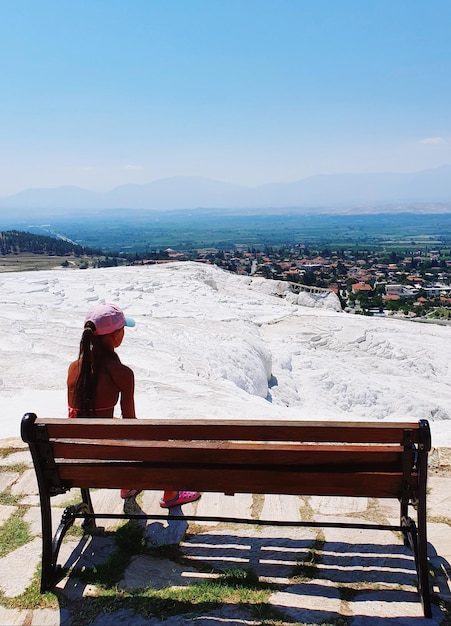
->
<box><xmin>21</xmin><ymin>413</ymin><xmax>432</xmax><ymax>617</ymax></box>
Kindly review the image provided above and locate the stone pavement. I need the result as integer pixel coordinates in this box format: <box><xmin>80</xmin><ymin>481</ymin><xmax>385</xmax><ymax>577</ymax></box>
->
<box><xmin>0</xmin><ymin>438</ymin><xmax>450</xmax><ymax>626</ymax></box>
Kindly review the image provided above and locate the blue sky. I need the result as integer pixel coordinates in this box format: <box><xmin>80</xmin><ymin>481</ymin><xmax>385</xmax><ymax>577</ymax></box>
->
<box><xmin>0</xmin><ymin>0</ymin><xmax>450</xmax><ymax>196</ymax></box>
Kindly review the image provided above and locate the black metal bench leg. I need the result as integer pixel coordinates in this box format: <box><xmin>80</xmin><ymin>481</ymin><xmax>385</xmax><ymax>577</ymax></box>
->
<box><xmin>39</xmin><ymin>488</ymin><xmax>96</xmax><ymax>592</ymax></box>
<box><xmin>80</xmin><ymin>488</ymin><xmax>96</xmax><ymax>531</ymax></box>
<box><xmin>400</xmin><ymin>500</ymin><xmax>409</xmax><ymax>546</ymax></box>
<box><xmin>50</xmin><ymin>488</ymin><xmax>96</xmax><ymax>584</ymax></box>
<box><xmin>417</xmin><ymin>422</ymin><xmax>432</xmax><ymax>619</ymax></box>
<box><xmin>417</xmin><ymin>497</ymin><xmax>432</xmax><ymax>618</ymax></box>
<box><xmin>402</xmin><ymin>511</ymin><xmax>431</xmax><ymax>618</ymax></box>
<box><xmin>39</xmin><ymin>490</ymin><xmax>57</xmax><ymax>592</ymax></box>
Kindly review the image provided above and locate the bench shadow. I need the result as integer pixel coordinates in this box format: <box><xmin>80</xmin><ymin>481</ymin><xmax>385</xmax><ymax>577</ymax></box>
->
<box><xmin>181</xmin><ymin>533</ymin><xmax>442</xmax><ymax>622</ymax></box>
<box><xmin>181</xmin><ymin>533</ymin><xmax>419</xmax><ymax>584</ymax></box>
<box><xmin>52</xmin><ymin>517</ymin><xmax>444</xmax><ymax>623</ymax></box>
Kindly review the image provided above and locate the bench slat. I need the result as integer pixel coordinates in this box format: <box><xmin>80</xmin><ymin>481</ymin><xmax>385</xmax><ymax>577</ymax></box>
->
<box><xmin>52</xmin><ymin>441</ymin><xmax>404</xmax><ymax>469</ymax></box>
<box><xmin>56</xmin><ymin>465</ymin><xmax>405</xmax><ymax>498</ymax></box>
<box><xmin>38</xmin><ymin>418</ymin><xmax>422</xmax><ymax>444</ymax></box>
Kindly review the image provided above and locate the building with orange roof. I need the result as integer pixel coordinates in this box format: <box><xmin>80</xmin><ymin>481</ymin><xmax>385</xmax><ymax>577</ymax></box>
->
<box><xmin>351</xmin><ymin>283</ymin><xmax>372</xmax><ymax>293</ymax></box>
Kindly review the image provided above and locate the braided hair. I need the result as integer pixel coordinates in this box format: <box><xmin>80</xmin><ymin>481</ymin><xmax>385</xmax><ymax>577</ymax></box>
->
<box><xmin>72</xmin><ymin>321</ymin><xmax>119</xmax><ymax>417</ymax></box>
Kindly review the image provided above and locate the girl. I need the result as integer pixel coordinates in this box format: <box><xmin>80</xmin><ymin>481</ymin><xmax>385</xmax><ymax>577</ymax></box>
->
<box><xmin>67</xmin><ymin>302</ymin><xmax>200</xmax><ymax>508</ymax></box>
<box><xmin>67</xmin><ymin>302</ymin><xmax>136</xmax><ymax>420</ymax></box>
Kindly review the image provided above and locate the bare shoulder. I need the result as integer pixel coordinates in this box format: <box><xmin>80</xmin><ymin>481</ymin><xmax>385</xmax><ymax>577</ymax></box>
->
<box><xmin>108</xmin><ymin>360</ymin><xmax>134</xmax><ymax>385</ymax></box>
<box><xmin>67</xmin><ymin>360</ymin><xmax>80</xmax><ymax>381</ymax></box>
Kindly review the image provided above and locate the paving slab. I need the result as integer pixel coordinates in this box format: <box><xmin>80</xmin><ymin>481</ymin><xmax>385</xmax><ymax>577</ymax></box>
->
<box><xmin>23</xmin><ymin>505</ymin><xmax>42</xmax><ymax>535</ymax></box>
<box><xmin>0</xmin><ymin>606</ymin><xmax>28</xmax><ymax>626</ymax></box>
<box><xmin>378</xmin><ymin>497</ymin><xmax>402</xmax><ymax>520</ymax></box>
<box><xmin>427</xmin><ymin>475</ymin><xmax>451</xmax><ymax>518</ymax></box>
<box><xmin>140</xmin><ymin>489</ymin><xmax>163</xmax><ymax>512</ymax></box>
<box><xmin>54</xmin><ymin>534</ymin><xmax>117</xmax><ymax>600</ymax></box>
<box><xmin>10</xmin><ymin>468</ymin><xmax>38</xmax><ymax>496</ymax></box>
<box><xmin>0</xmin><ymin>537</ymin><xmax>42</xmax><ymax>596</ymax></box>
<box><xmin>89</xmin><ymin>487</ymin><xmax>129</xmax><ymax>530</ymax></box>
<box><xmin>313</xmin><ymin>515</ymin><xmax>419</xmax><ymax>592</ymax></box>
<box><xmin>195</xmin><ymin>492</ymin><xmax>253</xmax><ymax>526</ymax></box>
<box><xmin>426</xmin><ymin>522</ymin><xmax>451</xmax><ymax>603</ymax></box>
<box><xmin>31</xmin><ymin>608</ymin><xmax>72</xmax><ymax>626</ymax></box>
<box><xmin>119</xmin><ymin>554</ymin><xmax>199</xmax><ymax>591</ymax></box>
<box><xmin>270</xmin><ymin>580</ymin><xmax>343</xmax><ymax>624</ymax></box>
<box><xmin>428</xmin><ymin>521</ymin><xmax>451</xmax><ymax>563</ymax></box>
<box><xmin>0</xmin><ymin>503</ymin><xmax>15</xmax><ymax>524</ymax></box>
<box><xmin>309</xmin><ymin>495</ymin><xmax>369</xmax><ymax>514</ymax></box>
<box><xmin>350</xmin><ymin>589</ymin><xmax>442</xmax><ymax>624</ymax></box>
<box><xmin>436</xmin><ymin>447</ymin><xmax>451</xmax><ymax>470</ymax></box>
<box><xmin>0</xmin><ymin>470</ymin><xmax>19</xmax><ymax>491</ymax></box>
<box><xmin>0</xmin><ymin>449</ymin><xmax>33</xmax><ymax>467</ymax></box>
<box><xmin>19</xmin><ymin>494</ymin><xmax>40</xmax><ymax>505</ymax></box>
<box><xmin>0</xmin><ymin>437</ymin><xmax>27</xmax><ymax>451</ymax></box>
<box><xmin>60</xmin><ymin>534</ymin><xmax>117</xmax><ymax>574</ymax></box>
<box><xmin>260</xmin><ymin>493</ymin><xmax>302</xmax><ymax>521</ymax></box>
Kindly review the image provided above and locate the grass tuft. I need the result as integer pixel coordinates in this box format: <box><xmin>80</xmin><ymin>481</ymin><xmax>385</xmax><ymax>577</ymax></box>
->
<box><xmin>299</xmin><ymin>496</ymin><xmax>315</xmax><ymax>522</ymax></box>
<box><xmin>291</xmin><ymin>533</ymin><xmax>325</xmax><ymax>581</ymax></box>
<box><xmin>338</xmin><ymin>583</ymin><xmax>360</xmax><ymax>602</ymax></box>
<box><xmin>0</xmin><ymin>491</ymin><xmax>21</xmax><ymax>506</ymax></box>
<box><xmin>428</xmin><ymin>515</ymin><xmax>451</xmax><ymax>527</ymax></box>
<box><xmin>2</xmin><ymin>462</ymin><xmax>28</xmax><ymax>474</ymax></box>
<box><xmin>435</xmin><ymin>596</ymin><xmax>451</xmax><ymax>625</ymax></box>
<box><xmin>252</xmin><ymin>493</ymin><xmax>265</xmax><ymax>519</ymax></box>
<box><xmin>0</xmin><ymin>447</ymin><xmax>24</xmax><ymax>458</ymax></box>
<box><xmin>220</xmin><ymin>567</ymin><xmax>260</xmax><ymax>589</ymax></box>
<box><xmin>0</xmin><ymin>510</ymin><xmax>33</xmax><ymax>558</ymax></box>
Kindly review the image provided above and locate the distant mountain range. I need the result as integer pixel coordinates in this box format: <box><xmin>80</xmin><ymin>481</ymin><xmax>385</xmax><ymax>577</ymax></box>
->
<box><xmin>1</xmin><ymin>165</ymin><xmax>451</xmax><ymax>215</ymax></box>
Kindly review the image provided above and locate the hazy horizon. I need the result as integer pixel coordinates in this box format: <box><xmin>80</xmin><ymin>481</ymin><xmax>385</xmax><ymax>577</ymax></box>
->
<box><xmin>2</xmin><ymin>164</ymin><xmax>451</xmax><ymax>197</ymax></box>
<box><xmin>1</xmin><ymin>165</ymin><xmax>451</xmax><ymax>213</ymax></box>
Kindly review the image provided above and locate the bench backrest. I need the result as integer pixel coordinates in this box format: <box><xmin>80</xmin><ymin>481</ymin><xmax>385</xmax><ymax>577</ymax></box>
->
<box><xmin>21</xmin><ymin>413</ymin><xmax>430</xmax><ymax>501</ymax></box>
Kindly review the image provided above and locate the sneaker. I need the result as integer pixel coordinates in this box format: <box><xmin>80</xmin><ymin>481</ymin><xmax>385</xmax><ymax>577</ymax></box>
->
<box><xmin>120</xmin><ymin>489</ymin><xmax>141</xmax><ymax>499</ymax></box>
<box><xmin>159</xmin><ymin>491</ymin><xmax>201</xmax><ymax>508</ymax></box>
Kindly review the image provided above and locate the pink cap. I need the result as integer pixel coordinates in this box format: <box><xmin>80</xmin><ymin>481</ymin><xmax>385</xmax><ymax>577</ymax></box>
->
<box><xmin>84</xmin><ymin>303</ymin><xmax>135</xmax><ymax>336</ymax></box>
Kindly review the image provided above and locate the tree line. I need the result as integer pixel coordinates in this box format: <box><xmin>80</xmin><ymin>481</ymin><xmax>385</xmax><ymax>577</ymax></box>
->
<box><xmin>0</xmin><ymin>230</ymin><xmax>103</xmax><ymax>257</ymax></box>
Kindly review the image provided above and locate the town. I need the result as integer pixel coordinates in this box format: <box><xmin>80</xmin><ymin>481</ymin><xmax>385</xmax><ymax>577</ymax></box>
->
<box><xmin>3</xmin><ymin>228</ymin><xmax>451</xmax><ymax>319</ymax></box>
<box><xmin>136</xmin><ymin>243</ymin><xmax>451</xmax><ymax>319</ymax></box>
